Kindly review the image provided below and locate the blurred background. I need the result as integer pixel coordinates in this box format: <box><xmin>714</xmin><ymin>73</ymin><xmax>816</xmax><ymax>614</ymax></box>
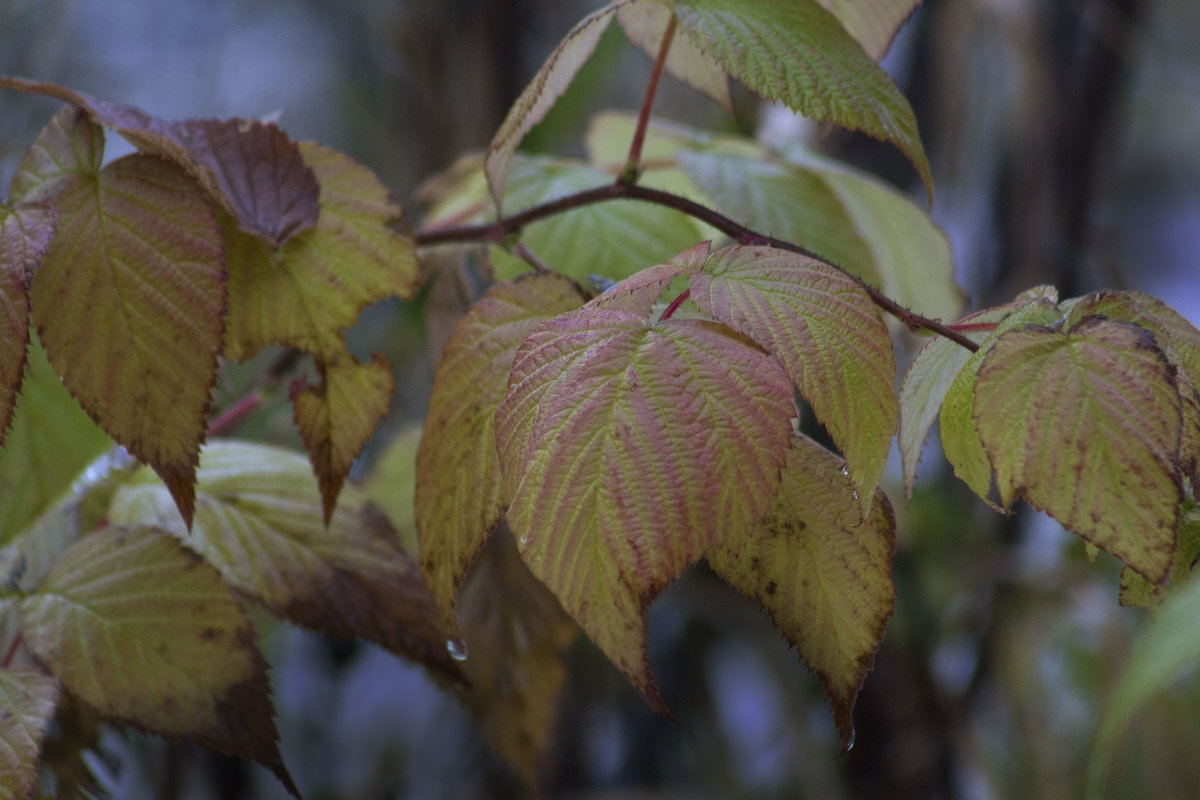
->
<box><xmin>2</xmin><ymin>0</ymin><xmax>1199</xmax><ymax>798</ymax></box>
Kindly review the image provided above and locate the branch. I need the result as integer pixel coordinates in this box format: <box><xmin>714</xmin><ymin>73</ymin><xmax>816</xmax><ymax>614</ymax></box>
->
<box><xmin>621</xmin><ymin>13</ymin><xmax>677</xmax><ymax>184</ymax></box>
<box><xmin>413</xmin><ymin>183</ymin><xmax>979</xmax><ymax>352</ymax></box>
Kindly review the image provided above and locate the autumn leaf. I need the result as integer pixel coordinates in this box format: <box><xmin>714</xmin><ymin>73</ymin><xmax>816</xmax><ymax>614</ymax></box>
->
<box><xmin>496</xmin><ymin>308</ymin><xmax>792</xmax><ymax>708</ymax></box>
<box><xmin>18</xmin><ymin>109</ymin><xmax>224</xmax><ymax>526</ymax></box>
<box><xmin>0</xmin><ymin>77</ymin><xmax>319</xmax><ymax>245</ymax></box>
<box><xmin>0</xmin><ymin>203</ymin><xmax>55</xmax><ymax>444</ymax></box>
<box><xmin>454</xmin><ymin>525</ymin><xmax>577</xmax><ymax>785</ymax></box>
<box><xmin>667</xmin><ymin>0</ymin><xmax>933</xmax><ymax>198</ymax></box>
<box><xmin>973</xmin><ymin>317</ymin><xmax>1184</xmax><ymax>582</ymax></box>
<box><xmin>586</xmin><ymin>242</ymin><xmax>709</xmax><ymax>315</ymax></box>
<box><xmin>708</xmin><ymin>434</ymin><xmax>895</xmax><ymax>749</ymax></box>
<box><xmin>107</xmin><ymin>441</ymin><xmax>461</xmax><ymax>684</ymax></box>
<box><xmin>20</xmin><ymin>525</ymin><xmax>298</xmax><ymax>796</ymax></box>
<box><xmin>416</xmin><ymin>273</ymin><xmax>589</xmax><ymax>631</ymax></box>
<box><xmin>0</xmin><ymin>668</ymin><xmax>60</xmax><ymax>800</ymax></box>
<box><xmin>691</xmin><ymin>245</ymin><xmax>896</xmax><ymax>507</ymax></box>
<box><xmin>1119</xmin><ymin>501</ymin><xmax>1200</xmax><ymax>609</ymax></box>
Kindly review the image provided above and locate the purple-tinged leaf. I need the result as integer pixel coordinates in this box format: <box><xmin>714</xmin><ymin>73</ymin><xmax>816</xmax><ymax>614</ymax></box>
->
<box><xmin>586</xmin><ymin>242</ymin><xmax>709</xmax><ymax>316</ymax></box>
<box><xmin>0</xmin><ymin>203</ymin><xmax>55</xmax><ymax>444</ymax></box>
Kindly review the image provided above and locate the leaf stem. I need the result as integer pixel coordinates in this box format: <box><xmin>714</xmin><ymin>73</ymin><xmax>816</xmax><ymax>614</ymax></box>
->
<box><xmin>512</xmin><ymin>242</ymin><xmax>552</xmax><ymax>273</ymax></box>
<box><xmin>413</xmin><ymin>183</ymin><xmax>979</xmax><ymax>352</ymax></box>
<box><xmin>660</xmin><ymin>288</ymin><xmax>691</xmax><ymax>321</ymax></box>
<box><xmin>207</xmin><ymin>390</ymin><xmax>263</xmax><ymax>437</ymax></box>
<box><xmin>2</xmin><ymin>632</ymin><xmax>22</xmax><ymax>668</ymax></box>
<box><xmin>620</xmin><ymin>13</ymin><xmax>677</xmax><ymax>184</ymax></box>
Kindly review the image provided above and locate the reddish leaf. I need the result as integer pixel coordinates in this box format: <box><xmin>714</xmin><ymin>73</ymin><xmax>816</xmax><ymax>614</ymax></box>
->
<box><xmin>416</xmin><ymin>273</ymin><xmax>588</xmax><ymax>631</ymax></box>
<box><xmin>691</xmin><ymin>245</ymin><xmax>896</xmax><ymax>508</ymax></box>
<box><xmin>0</xmin><ymin>77</ymin><xmax>319</xmax><ymax>245</ymax></box>
<box><xmin>0</xmin><ymin>204</ymin><xmax>55</xmax><ymax>443</ymax></box>
<box><xmin>496</xmin><ymin>309</ymin><xmax>792</xmax><ymax>708</ymax></box>
<box><xmin>291</xmin><ymin>352</ymin><xmax>393</xmax><ymax>523</ymax></box>
<box><xmin>974</xmin><ymin>317</ymin><xmax>1184</xmax><ymax>582</ymax></box>
<box><xmin>0</xmin><ymin>668</ymin><xmax>60</xmax><ymax>800</ymax></box>
<box><xmin>586</xmin><ymin>242</ymin><xmax>709</xmax><ymax>316</ymax></box>
<box><xmin>709</xmin><ymin>434</ymin><xmax>895</xmax><ymax>748</ymax></box>
<box><xmin>25</xmin><ymin>114</ymin><xmax>224</xmax><ymax>526</ymax></box>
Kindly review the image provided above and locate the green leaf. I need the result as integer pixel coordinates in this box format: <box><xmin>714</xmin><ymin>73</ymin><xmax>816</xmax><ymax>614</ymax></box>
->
<box><xmin>0</xmin><ymin>336</ymin><xmax>113</xmax><ymax>546</ymax></box>
<box><xmin>678</xmin><ymin>149</ymin><xmax>962</xmax><ymax>322</ymax></box>
<box><xmin>224</xmin><ymin>141</ymin><xmax>419</xmax><ymax>361</ymax></box>
<box><xmin>496</xmin><ymin>309</ymin><xmax>792</xmax><ymax>708</ymax></box>
<box><xmin>1087</xmin><ymin>563</ymin><xmax>1200</xmax><ymax>800</ymax></box>
<box><xmin>974</xmin><ymin>317</ymin><xmax>1184</xmax><ymax>582</ymax></box>
<box><xmin>0</xmin><ymin>77</ymin><xmax>319</xmax><ymax>245</ymax></box>
<box><xmin>670</xmin><ymin>0</ymin><xmax>933</xmax><ymax>198</ymax></box>
<box><xmin>28</xmin><ymin>145</ymin><xmax>225</xmax><ymax>527</ymax></box>
<box><xmin>484</xmin><ymin>3</ymin><xmax>623</xmax><ymax>211</ymax></box>
<box><xmin>20</xmin><ymin>525</ymin><xmax>298</xmax><ymax>796</ymax></box>
<box><xmin>815</xmin><ymin>0</ymin><xmax>921</xmax><ymax>60</ymax></box>
<box><xmin>416</xmin><ymin>273</ymin><xmax>589</xmax><ymax>630</ymax></box>
<box><xmin>939</xmin><ymin>299</ymin><xmax>1063</xmax><ymax>506</ymax></box>
<box><xmin>898</xmin><ymin>289</ymin><xmax>1059</xmax><ymax>496</ymax></box>
<box><xmin>291</xmin><ymin>351</ymin><xmax>393</xmax><ymax>523</ymax></box>
<box><xmin>0</xmin><ymin>203</ymin><xmax>55</xmax><ymax>443</ymax></box>
<box><xmin>493</xmin><ymin>156</ymin><xmax>704</xmax><ymax>282</ymax></box>
<box><xmin>1120</xmin><ymin>501</ymin><xmax>1200</xmax><ymax>609</ymax></box>
<box><xmin>617</xmin><ymin>2</ymin><xmax>732</xmax><ymax>111</ymax></box>
<box><xmin>708</xmin><ymin>434</ymin><xmax>895</xmax><ymax>749</ymax></box>
<box><xmin>691</xmin><ymin>245</ymin><xmax>896</xmax><ymax>507</ymax></box>
<box><xmin>107</xmin><ymin>441</ymin><xmax>461</xmax><ymax>684</ymax></box>
<box><xmin>0</xmin><ymin>668</ymin><xmax>60</xmax><ymax>800</ymax></box>
<box><xmin>362</xmin><ymin>422</ymin><xmax>423</xmax><ymax>556</ymax></box>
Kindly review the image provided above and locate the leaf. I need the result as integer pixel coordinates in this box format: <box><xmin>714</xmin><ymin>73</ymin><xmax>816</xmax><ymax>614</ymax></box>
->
<box><xmin>939</xmin><ymin>299</ymin><xmax>1063</xmax><ymax>506</ymax></box>
<box><xmin>416</xmin><ymin>273</ymin><xmax>589</xmax><ymax>630</ymax></box>
<box><xmin>7</xmin><ymin>105</ymin><xmax>104</xmax><ymax>204</ymax></box>
<box><xmin>1119</xmin><ymin>501</ymin><xmax>1200</xmax><ymax>609</ymax></box>
<box><xmin>0</xmin><ymin>203</ymin><xmax>55</xmax><ymax>443</ymax></box>
<box><xmin>973</xmin><ymin>317</ymin><xmax>1184</xmax><ymax>582</ymax></box>
<box><xmin>291</xmin><ymin>351</ymin><xmax>393</xmax><ymax>523</ymax></box>
<box><xmin>678</xmin><ymin>148</ymin><xmax>962</xmax><ymax>322</ymax></box>
<box><xmin>1087</xmin><ymin>565</ymin><xmax>1200</xmax><ymax>800</ymax></box>
<box><xmin>586</xmin><ymin>242</ymin><xmax>709</xmax><ymax>316</ymax></box>
<box><xmin>106</xmin><ymin>441</ymin><xmax>461</xmax><ymax>684</ymax></box>
<box><xmin>691</xmin><ymin>245</ymin><xmax>896</xmax><ymax>507</ymax></box>
<box><xmin>223</xmin><ymin>141</ymin><xmax>418</xmax><ymax>362</ymax></box>
<box><xmin>491</xmin><ymin>156</ymin><xmax>704</xmax><ymax>282</ymax></box>
<box><xmin>496</xmin><ymin>309</ymin><xmax>793</xmax><ymax>708</ymax></box>
<box><xmin>898</xmin><ymin>292</ymin><xmax>1058</xmax><ymax>496</ymax></box>
<box><xmin>362</xmin><ymin>423</ymin><xmax>423</xmax><ymax>555</ymax></box>
<box><xmin>0</xmin><ymin>77</ymin><xmax>319</xmax><ymax>245</ymax></box>
<box><xmin>20</xmin><ymin>525</ymin><xmax>298</xmax><ymax>796</ymax></box>
<box><xmin>617</xmin><ymin>1</ymin><xmax>733</xmax><ymax>111</ymax></box>
<box><xmin>27</xmin><ymin>144</ymin><xmax>224</xmax><ymax>526</ymax></box>
<box><xmin>454</xmin><ymin>524</ymin><xmax>577</xmax><ymax>785</ymax></box>
<box><xmin>484</xmin><ymin>3</ymin><xmax>623</xmax><ymax>211</ymax></box>
<box><xmin>815</xmin><ymin>0</ymin><xmax>921</xmax><ymax>61</ymax></box>
<box><xmin>708</xmin><ymin>434</ymin><xmax>895</xmax><ymax>749</ymax></box>
<box><xmin>670</xmin><ymin>0</ymin><xmax>933</xmax><ymax>198</ymax></box>
<box><xmin>0</xmin><ymin>668</ymin><xmax>60</xmax><ymax>800</ymax></box>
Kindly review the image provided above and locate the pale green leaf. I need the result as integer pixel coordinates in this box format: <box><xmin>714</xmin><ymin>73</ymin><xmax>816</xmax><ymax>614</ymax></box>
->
<box><xmin>708</xmin><ymin>434</ymin><xmax>894</xmax><ymax>748</ymax></box>
<box><xmin>1088</xmin><ymin>562</ymin><xmax>1200</xmax><ymax>800</ymax></box>
<box><xmin>20</xmin><ymin>525</ymin><xmax>298</xmax><ymax>795</ymax></box>
<box><xmin>974</xmin><ymin>317</ymin><xmax>1183</xmax><ymax>582</ymax></box>
<box><xmin>617</xmin><ymin>1</ymin><xmax>732</xmax><ymax>111</ymax></box>
<box><xmin>496</xmin><ymin>309</ymin><xmax>792</xmax><ymax>708</ymax></box>
<box><xmin>363</xmin><ymin>423</ymin><xmax>423</xmax><ymax>555</ymax></box>
<box><xmin>0</xmin><ymin>203</ymin><xmax>54</xmax><ymax>444</ymax></box>
<box><xmin>484</xmin><ymin>3</ymin><xmax>623</xmax><ymax>212</ymax></box>
<box><xmin>0</xmin><ymin>77</ymin><xmax>319</xmax><ymax>245</ymax></box>
<box><xmin>291</xmin><ymin>350</ymin><xmax>393</xmax><ymax>522</ymax></box>
<box><xmin>224</xmin><ymin>141</ymin><xmax>419</xmax><ymax>361</ymax></box>
<box><xmin>815</xmin><ymin>0</ymin><xmax>921</xmax><ymax>61</ymax></box>
<box><xmin>416</xmin><ymin>273</ymin><xmax>588</xmax><ymax>630</ymax></box>
<box><xmin>492</xmin><ymin>156</ymin><xmax>704</xmax><ymax>282</ymax></box>
<box><xmin>671</xmin><ymin>0</ymin><xmax>933</xmax><ymax>198</ymax></box>
<box><xmin>678</xmin><ymin>149</ymin><xmax>962</xmax><ymax>322</ymax></box>
<box><xmin>691</xmin><ymin>245</ymin><xmax>896</xmax><ymax>507</ymax></box>
<box><xmin>0</xmin><ymin>669</ymin><xmax>60</xmax><ymax>800</ymax></box>
<box><xmin>939</xmin><ymin>299</ymin><xmax>1063</xmax><ymax>506</ymax></box>
<box><xmin>107</xmin><ymin>441</ymin><xmax>460</xmax><ymax>683</ymax></box>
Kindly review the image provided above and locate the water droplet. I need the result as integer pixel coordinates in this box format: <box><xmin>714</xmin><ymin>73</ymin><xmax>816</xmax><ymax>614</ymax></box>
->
<box><xmin>843</xmin><ymin>727</ymin><xmax>856</xmax><ymax>753</ymax></box>
<box><xmin>446</xmin><ymin>638</ymin><xmax>469</xmax><ymax>661</ymax></box>
<box><xmin>840</xmin><ymin>465</ymin><xmax>849</xmax><ymax>476</ymax></box>
<box><xmin>518</xmin><ymin>535</ymin><xmax>529</xmax><ymax>546</ymax></box>
<box><xmin>851</xmin><ymin>490</ymin><xmax>860</xmax><ymax>502</ymax></box>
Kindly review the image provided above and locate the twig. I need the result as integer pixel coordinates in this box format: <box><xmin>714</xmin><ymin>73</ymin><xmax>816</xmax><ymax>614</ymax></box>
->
<box><xmin>621</xmin><ymin>13</ymin><xmax>678</xmax><ymax>184</ymax></box>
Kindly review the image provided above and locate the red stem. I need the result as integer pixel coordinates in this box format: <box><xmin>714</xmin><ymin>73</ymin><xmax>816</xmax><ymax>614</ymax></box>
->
<box><xmin>621</xmin><ymin>13</ymin><xmax>677</xmax><ymax>184</ymax></box>
<box><xmin>2</xmin><ymin>632</ymin><xmax>22</xmax><ymax>668</ymax></box>
<box><xmin>207</xmin><ymin>390</ymin><xmax>263</xmax><ymax>437</ymax></box>
<box><xmin>660</xmin><ymin>288</ymin><xmax>691</xmax><ymax>321</ymax></box>
<box><xmin>414</xmin><ymin>183</ymin><xmax>979</xmax><ymax>352</ymax></box>
<box><xmin>512</xmin><ymin>242</ymin><xmax>551</xmax><ymax>273</ymax></box>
